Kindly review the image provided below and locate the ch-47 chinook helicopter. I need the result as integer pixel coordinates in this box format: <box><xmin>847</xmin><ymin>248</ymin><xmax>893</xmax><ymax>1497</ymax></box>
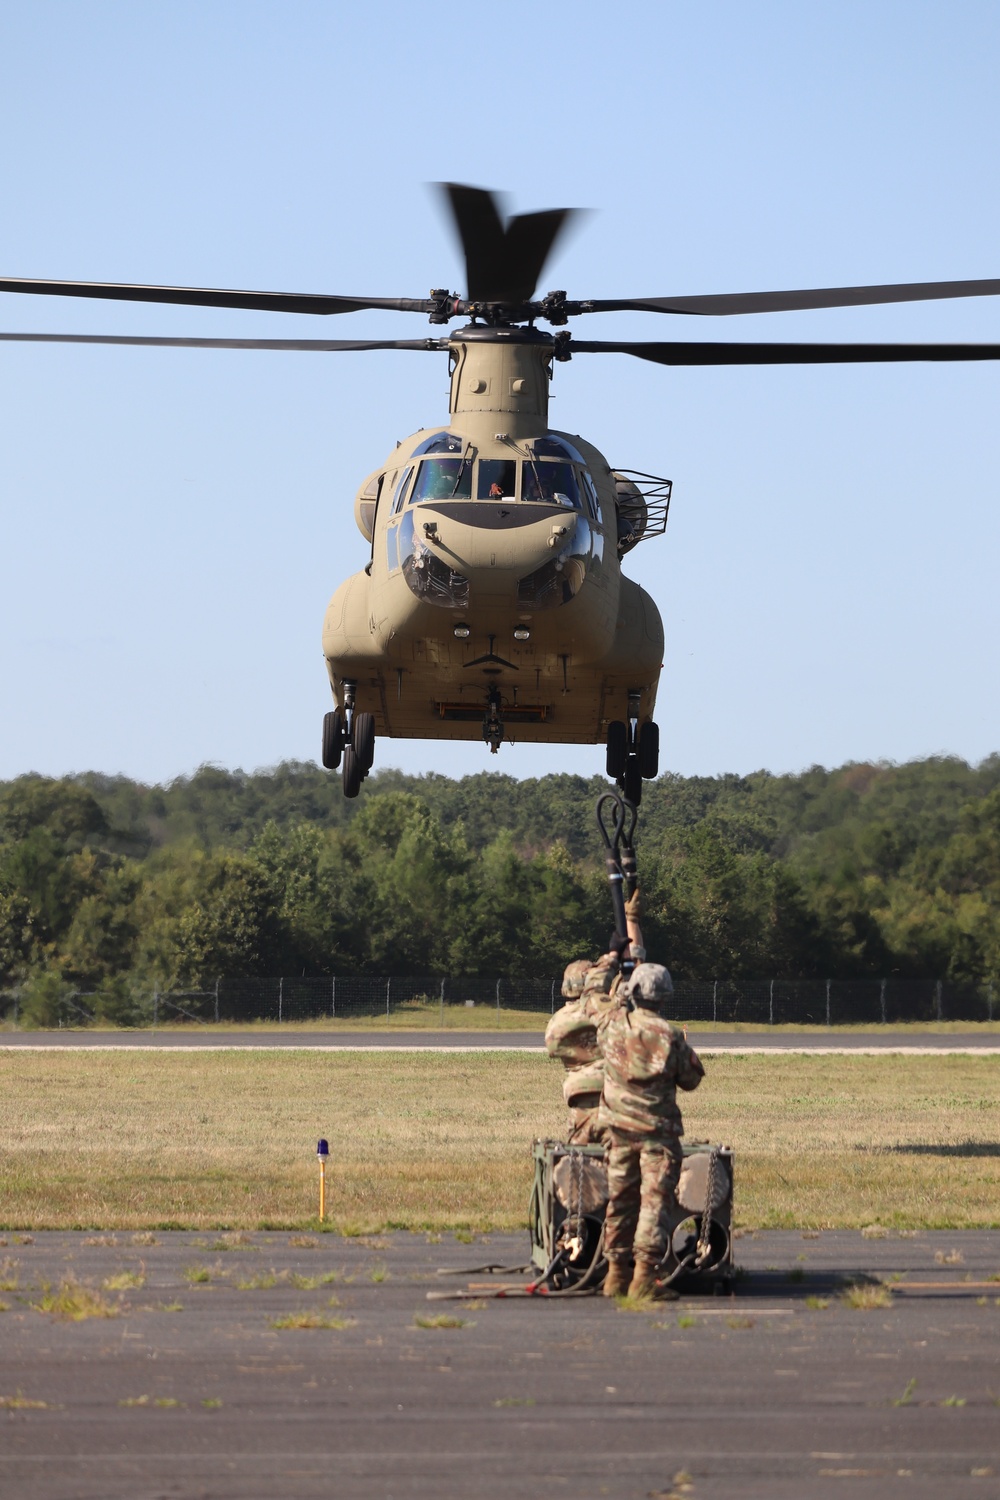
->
<box><xmin>5</xmin><ymin>184</ymin><xmax>1000</xmax><ymax>800</ymax></box>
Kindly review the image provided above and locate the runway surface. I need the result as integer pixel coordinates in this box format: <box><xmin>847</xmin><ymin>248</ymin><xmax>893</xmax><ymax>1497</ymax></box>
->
<box><xmin>2</xmin><ymin>1028</ymin><xmax>999</xmax><ymax>1053</ymax></box>
<box><xmin>1</xmin><ymin>1228</ymin><xmax>998</xmax><ymax>1498</ymax></box>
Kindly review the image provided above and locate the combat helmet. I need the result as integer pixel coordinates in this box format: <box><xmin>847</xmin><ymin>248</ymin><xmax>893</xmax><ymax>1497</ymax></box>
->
<box><xmin>561</xmin><ymin>958</ymin><xmax>591</xmax><ymax>999</ymax></box>
<box><xmin>622</xmin><ymin>962</ymin><xmax>673</xmax><ymax>1008</ymax></box>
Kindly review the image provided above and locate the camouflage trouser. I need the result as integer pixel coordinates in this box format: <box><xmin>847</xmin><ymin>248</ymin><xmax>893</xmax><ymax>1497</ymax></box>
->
<box><xmin>603</xmin><ymin>1130</ymin><xmax>682</xmax><ymax>1265</ymax></box>
<box><xmin>568</xmin><ymin>1094</ymin><xmax>603</xmax><ymax>1146</ymax></box>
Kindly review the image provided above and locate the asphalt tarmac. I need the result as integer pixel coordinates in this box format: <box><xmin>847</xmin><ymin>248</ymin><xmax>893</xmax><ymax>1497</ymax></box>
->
<box><xmin>1</xmin><ymin>1228</ymin><xmax>998</xmax><ymax>1498</ymax></box>
<box><xmin>2</xmin><ymin>1028</ymin><xmax>999</xmax><ymax>1051</ymax></box>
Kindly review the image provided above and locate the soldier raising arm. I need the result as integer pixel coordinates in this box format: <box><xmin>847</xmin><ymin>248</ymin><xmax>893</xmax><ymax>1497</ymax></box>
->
<box><xmin>596</xmin><ymin>963</ymin><xmax>705</xmax><ymax>1299</ymax></box>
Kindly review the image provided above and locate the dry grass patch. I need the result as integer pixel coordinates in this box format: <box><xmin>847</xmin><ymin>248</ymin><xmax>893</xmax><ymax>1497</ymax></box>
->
<box><xmin>33</xmin><ymin>1279</ymin><xmax>119</xmax><ymax>1321</ymax></box>
<box><xmin>0</xmin><ymin>1391</ymin><xmax>50</xmax><ymax>1409</ymax></box>
<box><xmin>414</xmin><ymin>1313</ymin><xmax>470</xmax><ymax>1329</ymax></box>
<box><xmin>270</xmin><ymin>1311</ymin><xmax>355</xmax><ymax>1330</ymax></box>
<box><xmin>841</xmin><ymin>1280</ymin><xmax>893</xmax><ymax>1310</ymax></box>
<box><xmin>1</xmin><ymin>1052</ymin><xmax>999</xmax><ymax>1229</ymax></box>
<box><xmin>103</xmin><ymin>1270</ymin><xmax>145</xmax><ymax>1291</ymax></box>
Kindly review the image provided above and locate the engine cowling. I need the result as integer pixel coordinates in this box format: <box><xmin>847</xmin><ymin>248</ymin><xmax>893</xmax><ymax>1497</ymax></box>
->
<box><xmin>613</xmin><ymin>473</ymin><xmax>648</xmax><ymax>555</ymax></box>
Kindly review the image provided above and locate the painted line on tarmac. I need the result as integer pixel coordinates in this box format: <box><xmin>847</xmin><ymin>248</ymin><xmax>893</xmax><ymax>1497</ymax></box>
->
<box><xmin>1</xmin><ymin>1043</ymin><xmax>999</xmax><ymax>1055</ymax></box>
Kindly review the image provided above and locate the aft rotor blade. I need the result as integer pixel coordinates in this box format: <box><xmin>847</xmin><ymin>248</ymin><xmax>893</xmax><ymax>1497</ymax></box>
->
<box><xmin>0</xmin><ymin>276</ymin><xmax>436</xmax><ymax>317</ymax></box>
<box><xmin>582</xmin><ymin>278</ymin><xmax>1000</xmax><ymax>317</ymax></box>
<box><xmin>569</xmin><ymin>340</ymin><xmax>1000</xmax><ymax>365</ymax></box>
<box><xmin>0</xmin><ymin>333</ymin><xmax>448</xmax><ymax>351</ymax></box>
<box><xmin>442</xmin><ymin>183</ymin><xmax>577</xmax><ymax>303</ymax></box>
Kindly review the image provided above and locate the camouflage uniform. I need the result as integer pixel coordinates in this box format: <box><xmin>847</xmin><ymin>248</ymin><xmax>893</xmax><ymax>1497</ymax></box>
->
<box><xmin>544</xmin><ymin>959</ymin><xmax>604</xmax><ymax>1143</ymax></box>
<box><xmin>544</xmin><ymin>950</ymin><xmax>634</xmax><ymax>1143</ymax></box>
<box><xmin>596</xmin><ymin>965</ymin><xmax>704</xmax><ymax>1279</ymax></box>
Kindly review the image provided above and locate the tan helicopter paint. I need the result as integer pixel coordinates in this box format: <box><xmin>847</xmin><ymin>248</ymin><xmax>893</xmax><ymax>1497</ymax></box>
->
<box><xmin>322</xmin><ymin>333</ymin><xmax>663</xmax><ymax>745</ymax></box>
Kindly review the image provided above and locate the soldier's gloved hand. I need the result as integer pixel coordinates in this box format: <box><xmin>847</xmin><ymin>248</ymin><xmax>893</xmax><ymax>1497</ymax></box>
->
<box><xmin>608</xmin><ymin>931</ymin><xmax>629</xmax><ymax>959</ymax></box>
<box><xmin>625</xmin><ymin>888</ymin><xmax>642</xmax><ymax>923</ymax></box>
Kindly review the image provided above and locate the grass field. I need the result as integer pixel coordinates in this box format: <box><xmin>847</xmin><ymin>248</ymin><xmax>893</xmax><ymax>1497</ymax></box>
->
<box><xmin>5</xmin><ymin>1011</ymin><xmax>1000</xmax><ymax>1034</ymax></box>
<box><xmin>0</xmin><ymin>1051</ymin><xmax>997</xmax><ymax>1232</ymax></box>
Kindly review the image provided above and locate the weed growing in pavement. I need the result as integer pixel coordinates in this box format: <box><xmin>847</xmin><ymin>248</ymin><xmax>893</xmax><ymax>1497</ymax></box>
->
<box><xmin>940</xmin><ymin>1395</ymin><xmax>966</xmax><ymax>1406</ymax></box>
<box><xmin>156</xmin><ymin>1302</ymin><xmax>184</xmax><ymax>1312</ymax></box>
<box><xmin>453</xmin><ymin>1230</ymin><xmax>475</xmax><ymax>1244</ymax></box>
<box><xmin>288</xmin><ymin>1236</ymin><xmax>318</xmax><ymax>1249</ymax></box>
<box><xmin>103</xmin><ymin>1271</ymin><xmax>145</xmax><ymax>1291</ymax></box>
<box><xmin>935</xmin><ymin>1249</ymin><xmax>964</xmax><ymax>1266</ymax></box>
<box><xmin>841</xmin><ymin>1281</ymin><xmax>893</xmax><ymax>1310</ymax></box>
<box><xmin>368</xmin><ymin>1264</ymin><xmax>388</xmax><ymax>1283</ymax></box>
<box><xmin>270</xmin><ymin>1311</ymin><xmax>355</xmax><ymax>1330</ymax></box>
<box><xmin>805</xmin><ymin>1296</ymin><xmax>830</xmax><ymax>1310</ymax></box>
<box><xmin>33</xmin><ymin>1280</ymin><xmax>119</xmax><ymax>1321</ymax></box>
<box><xmin>201</xmin><ymin>1398</ymin><xmax>223</xmax><ymax>1409</ymax></box>
<box><xmin>892</xmin><ymin>1378</ymin><xmax>918</xmax><ymax>1406</ymax></box>
<box><xmin>414</xmin><ymin>1314</ymin><xmax>471</xmax><ymax>1329</ymax></box>
<box><xmin>677</xmin><ymin>1314</ymin><xmax>698</xmax><ymax>1329</ymax></box>
<box><xmin>0</xmin><ymin>1260</ymin><xmax>19</xmax><ymax>1292</ymax></box>
<box><xmin>0</xmin><ymin>1301</ymin><xmax>9</xmax><ymax>1313</ymax></box>
<box><xmin>861</xmin><ymin>1224</ymin><xmax>889</xmax><ymax>1239</ymax></box>
<box><xmin>183</xmin><ymin>1266</ymin><xmax>212</xmax><ymax>1284</ymax></box>
<box><xmin>0</xmin><ymin>1391</ymin><xmax>50</xmax><ymax>1409</ymax></box>
<box><xmin>131</xmin><ymin>1232</ymin><xmax>158</xmax><ymax>1246</ymax></box>
<box><xmin>234</xmin><ymin>1272</ymin><xmax>277</xmax><ymax>1290</ymax></box>
<box><xmin>614</xmin><ymin>1293</ymin><xmax>658</xmax><ymax>1314</ymax></box>
<box><xmin>83</xmin><ymin>1235</ymin><xmax>118</xmax><ymax>1247</ymax></box>
<box><xmin>726</xmin><ymin>1316</ymin><xmax>755</xmax><ymax>1329</ymax></box>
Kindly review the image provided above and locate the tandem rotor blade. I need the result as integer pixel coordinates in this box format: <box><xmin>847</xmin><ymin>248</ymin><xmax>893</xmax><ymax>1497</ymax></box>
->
<box><xmin>441</xmin><ymin>184</ymin><xmax>578</xmax><ymax>303</ymax></box>
<box><xmin>0</xmin><ymin>276</ymin><xmax>436</xmax><ymax>317</ymax></box>
<box><xmin>580</xmin><ymin>278</ymin><xmax>1000</xmax><ymax>318</ymax></box>
<box><xmin>0</xmin><ymin>333</ymin><xmax>449</xmax><ymax>351</ymax></box>
<box><xmin>568</xmin><ymin>340</ymin><xmax>1000</xmax><ymax>365</ymax></box>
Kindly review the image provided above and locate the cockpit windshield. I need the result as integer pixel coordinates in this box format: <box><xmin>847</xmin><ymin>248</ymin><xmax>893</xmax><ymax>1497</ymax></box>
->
<box><xmin>477</xmin><ymin>459</ymin><xmax>517</xmax><ymax>499</ymax></box>
<box><xmin>409</xmin><ymin>457</ymin><xmax>473</xmax><ymax>502</ymax></box>
<box><xmin>522</xmin><ymin>461</ymin><xmax>580</xmax><ymax>508</ymax></box>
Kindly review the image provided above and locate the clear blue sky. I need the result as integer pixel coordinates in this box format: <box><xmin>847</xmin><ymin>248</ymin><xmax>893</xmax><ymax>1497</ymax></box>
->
<box><xmin>2</xmin><ymin>0</ymin><xmax>998</xmax><ymax>786</ymax></box>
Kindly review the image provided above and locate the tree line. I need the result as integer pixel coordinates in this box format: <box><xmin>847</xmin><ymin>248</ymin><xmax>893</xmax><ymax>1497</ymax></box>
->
<box><xmin>1</xmin><ymin>755</ymin><xmax>998</xmax><ymax>1021</ymax></box>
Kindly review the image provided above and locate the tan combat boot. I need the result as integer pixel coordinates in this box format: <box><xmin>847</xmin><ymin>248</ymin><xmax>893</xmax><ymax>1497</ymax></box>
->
<box><xmin>602</xmin><ymin>1260</ymin><xmax>631</xmax><ymax>1298</ymax></box>
<box><xmin>628</xmin><ymin>1258</ymin><xmax>671</xmax><ymax>1300</ymax></box>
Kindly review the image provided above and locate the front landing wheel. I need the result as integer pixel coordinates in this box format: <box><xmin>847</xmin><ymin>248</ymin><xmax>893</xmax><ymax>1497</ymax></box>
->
<box><xmin>342</xmin><ymin>745</ymin><xmax>362</xmax><ymax>798</ymax></box>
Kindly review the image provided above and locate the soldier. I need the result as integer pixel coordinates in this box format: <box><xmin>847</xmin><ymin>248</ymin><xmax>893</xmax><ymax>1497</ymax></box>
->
<box><xmin>543</xmin><ymin>889</ymin><xmax>645</xmax><ymax>1143</ymax></box>
<box><xmin>597</xmin><ymin>962</ymin><xmax>705</xmax><ymax>1299</ymax></box>
<box><xmin>544</xmin><ymin>958</ymin><xmax>604</xmax><ymax>1143</ymax></box>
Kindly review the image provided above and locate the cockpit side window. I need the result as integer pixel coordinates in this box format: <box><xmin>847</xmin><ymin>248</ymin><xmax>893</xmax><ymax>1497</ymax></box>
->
<box><xmin>580</xmin><ymin>470</ymin><xmax>601</xmax><ymax>522</ymax></box>
<box><xmin>390</xmin><ymin>466</ymin><xmax>414</xmax><ymax>514</ymax></box>
<box><xmin>522</xmin><ymin>460</ymin><xmax>581</xmax><ymax>509</ymax></box>
<box><xmin>477</xmin><ymin>459</ymin><xmax>517</xmax><ymax>499</ymax></box>
<box><xmin>409</xmin><ymin>457</ymin><xmax>473</xmax><ymax>503</ymax></box>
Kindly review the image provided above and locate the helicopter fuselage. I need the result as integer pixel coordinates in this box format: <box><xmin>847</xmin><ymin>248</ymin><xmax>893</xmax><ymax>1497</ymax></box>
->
<box><xmin>322</xmin><ymin>326</ymin><xmax>664</xmax><ymax>748</ymax></box>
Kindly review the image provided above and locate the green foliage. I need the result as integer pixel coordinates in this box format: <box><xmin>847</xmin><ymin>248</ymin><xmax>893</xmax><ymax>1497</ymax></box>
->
<box><xmin>0</xmin><ymin>756</ymin><xmax>998</xmax><ymax>989</ymax></box>
<box><xmin>17</xmin><ymin>967</ymin><xmax>79</xmax><ymax>1028</ymax></box>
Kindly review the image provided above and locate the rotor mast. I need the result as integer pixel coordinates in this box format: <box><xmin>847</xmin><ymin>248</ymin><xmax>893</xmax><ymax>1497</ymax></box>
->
<box><xmin>447</xmin><ymin>326</ymin><xmax>554</xmax><ymax>444</ymax></box>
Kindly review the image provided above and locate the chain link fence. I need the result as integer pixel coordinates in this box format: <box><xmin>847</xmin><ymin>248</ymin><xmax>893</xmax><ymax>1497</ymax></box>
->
<box><xmin>1</xmin><ymin>975</ymin><xmax>997</xmax><ymax>1026</ymax></box>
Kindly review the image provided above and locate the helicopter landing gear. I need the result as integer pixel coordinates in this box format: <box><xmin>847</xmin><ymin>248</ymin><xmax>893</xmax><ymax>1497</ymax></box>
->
<box><xmin>334</xmin><ymin>681</ymin><xmax>376</xmax><ymax>798</ymax></box>
<box><xmin>322</xmin><ymin>709</ymin><xmax>345</xmax><ymax>771</ymax></box>
<box><xmin>342</xmin><ymin>744</ymin><xmax>362</xmax><ymax>798</ymax></box>
<box><xmin>606</xmin><ymin>696</ymin><xmax>659</xmax><ymax>807</ymax></box>
<box><xmin>482</xmin><ymin>685</ymin><xmax>505</xmax><ymax>754</ymax></box>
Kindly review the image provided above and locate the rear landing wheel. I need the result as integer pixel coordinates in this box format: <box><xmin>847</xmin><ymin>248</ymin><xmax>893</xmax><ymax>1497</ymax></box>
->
<box><xmin>623</xmin><ymin>756</ymin><xmax>642</xmax><ymax>806</ymax></box>
<box><xmin>342</xmin><ymin>744</ymin><xmax>361</xmax><ymax>799</ymax></box>
<box><xmin>322</xmin><ymin>709</ymin><xmax>344</xmax><ymax>771</ymax></box>
<box><xmin>606</xmin><ymin>720</ymin><xmax>628</xmax><ymax>779</ymax></box>
<box><xmin>638</xmin><ymin>720</ymin><xmax>659</xmax><ymax>780</ymax></box>
<box><xmin>353</xmin><ymin>712</ymin><xmax>375</xmax><ymax>777</ymax></box>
